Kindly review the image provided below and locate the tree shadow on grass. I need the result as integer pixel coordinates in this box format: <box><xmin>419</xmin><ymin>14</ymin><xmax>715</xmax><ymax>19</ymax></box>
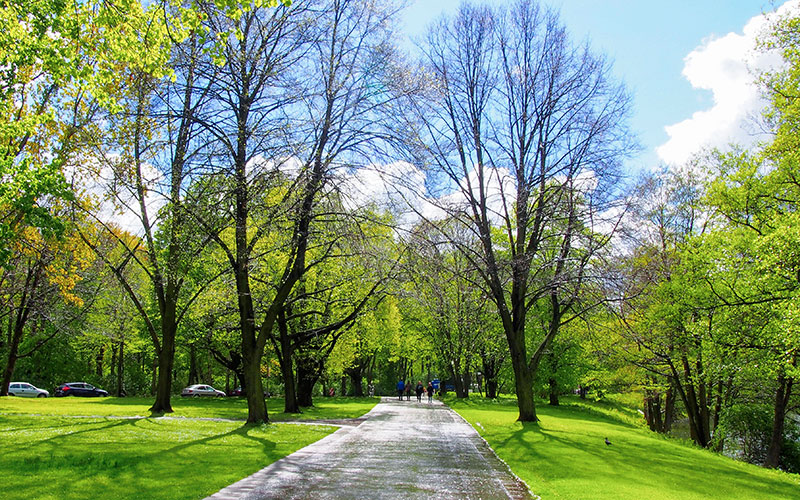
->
<box><xmin>7</xmin><ymin>416</ymin><xmax>144</xmax><ymax>454</ymax></box>
<box><xmin>496</xmin><ymin>419</ymin><xmax>800</xmax><ymax>500</ymax></box>
<box><xmin>539</xmin><ymin>404</ymin><xmax>640</xmax><ymax>429</ymax></box>
<box><xmin>3</xmin><ymin>415</ymin><xmax>336</xmax><ymax>500</ymax></box>
<box><xmin>156</xmin><ymin>423</ymin><xmax>278</xmax><ymax>457</ymax></box>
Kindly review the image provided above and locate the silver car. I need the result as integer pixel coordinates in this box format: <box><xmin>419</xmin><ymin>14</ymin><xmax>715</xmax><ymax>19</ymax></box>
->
<box><xmin>8</xmin><ymin>382</ymin><xmax>49</xmax><ymax>398</ymax></box>
<box><xmin>181</xmin><ymin>384</ymin><xmax>225</xmax><ymax>397</ymax></box>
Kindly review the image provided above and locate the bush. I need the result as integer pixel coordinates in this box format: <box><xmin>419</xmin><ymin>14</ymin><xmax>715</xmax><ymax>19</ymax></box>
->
<box><xmin>715</xmin><ymin>404</ymin><xmax>772</xmax><ymax>464</ymax></box>
<box><xmin>714</xmin><ymin>403</ymin><xmax>800</xmax><ymax>471</ymax></box>
<box><xmin>780</xmin><ymin>422</ymin><xmax>800</xmax><ymax>473</ymax></box>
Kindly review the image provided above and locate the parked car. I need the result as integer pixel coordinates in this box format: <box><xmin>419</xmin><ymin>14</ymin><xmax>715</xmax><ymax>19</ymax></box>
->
<box><xmin>181</xmin><ymin>384</ymin><xmax>225</xmax><ymax>397</ymax></box>
<box><xmin>54</xmin><ymin>382</ymin><xmax>109</xmax><ymax>397</ymax></box>
<box><xmin>8</xmin><ymin>382</ymin><xmax>49</xmax><ymax>398</ymax></box>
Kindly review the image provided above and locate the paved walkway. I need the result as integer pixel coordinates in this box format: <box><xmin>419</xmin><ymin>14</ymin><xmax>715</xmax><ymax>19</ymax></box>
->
<box><xmin>205</xmin><ymin>397</ymin><xmax>534</xmax><ymax>500</ymax></box>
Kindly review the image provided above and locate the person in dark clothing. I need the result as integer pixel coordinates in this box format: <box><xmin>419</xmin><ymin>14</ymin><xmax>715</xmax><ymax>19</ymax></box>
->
<box><xmin>397</xmin><ymin>379</ymin><xmax>405</xmax><ymax>400</ymax></box>
<box><xmin>415</xmin><ymin>381</ymin><xmax>424</xmax><ymax>402</ymax></box>
<box><xmin>405</xmin><ymin>381</ymin><xmax>411</xmax><ymax>400</ymax></box>
<box><xmin>427</xmin><ymin>381</ymin><xmax>434</xmax><ymax>403</ymax></box>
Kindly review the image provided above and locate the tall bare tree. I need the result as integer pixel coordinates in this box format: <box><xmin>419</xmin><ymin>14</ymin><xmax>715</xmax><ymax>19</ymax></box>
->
<box><xmin>407</xmin><ymin>0</ymin><xmax>635</xmax><ymax>421</ymax></box>
<box><xmin>74</xmin><ymin>31</ymin><xmax>218</xmax><ymax>413</ymax></box>
<box><xmin>195</xmin><ymin>0</ymin><xmax>408</xmax><ymax>423</ymax></box>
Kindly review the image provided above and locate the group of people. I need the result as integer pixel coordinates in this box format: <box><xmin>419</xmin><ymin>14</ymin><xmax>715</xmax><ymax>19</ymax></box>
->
<box><xmin>396</xmin><ymin>379</ymin><xmax>435</xmax><ymax>403</ymax></box>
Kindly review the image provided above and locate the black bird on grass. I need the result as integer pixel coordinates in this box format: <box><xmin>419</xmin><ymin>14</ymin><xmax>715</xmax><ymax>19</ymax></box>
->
<box><xmin>604</xmin><ymin>437</ymin><xmax>612</xmax><ymax>446</ymax></box>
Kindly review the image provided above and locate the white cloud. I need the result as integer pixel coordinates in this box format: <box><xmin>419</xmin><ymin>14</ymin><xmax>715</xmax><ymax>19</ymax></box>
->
<box><xmin>337</xmin><ymin>160</ymin><xmax>607</xmax><ymax>235</ymax></box>
<box><xmin>337</xmin><ymin>161</ymin><xmax>447</xmax><ymax>227</ymax></box>
<box><xmin>656</xmin><ymin>1</ymin><xmax>798</xmax><ymax>166</ymax></box>
<box><xmin>68</xmin><ymin>156</ymin><xmax>166</xmax><ymax>236</ymax></box>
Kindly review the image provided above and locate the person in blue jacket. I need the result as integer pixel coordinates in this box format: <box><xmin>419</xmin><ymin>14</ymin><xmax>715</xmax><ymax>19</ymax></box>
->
<box><xmin>396</xmin><ymin>379</ymin><xmax>405</xmax><ymax>400</ymax></box>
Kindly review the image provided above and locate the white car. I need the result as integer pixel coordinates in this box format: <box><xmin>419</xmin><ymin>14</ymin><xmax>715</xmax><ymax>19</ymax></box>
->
<box><xmin>8</xmin><ymin>382</ymin><xmax>49</xmax><ymax>398</ymax></box>
<box><xmin>181</xmin><ymin>384</ymin><xmax>225</xmax><ymax>397</ymax></box>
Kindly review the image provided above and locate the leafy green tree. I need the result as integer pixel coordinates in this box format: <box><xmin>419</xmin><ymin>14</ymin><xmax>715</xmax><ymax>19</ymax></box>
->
<box><xmin>0</xmin><ymin>221</ymin><xmax>96</xmax><ymax>395</ymax></box>
<box><xmin>336</xmin><ymin>295</ymin><xmax>403</xmax><ymax>397</ymax></box>
<box><xmin>687</xmin><ymin>11</ymin><xmax>800</xmax><ymax>466</ymax></box>
<box><xmin>403</xmin><ymin>221</ymin><xmax>498</xmax><ymax>398</ymax></box>
<box><xmin>0</xmin><ymin>0</ymin><xmax>234</xmax><ymax>265</ymax></box>
<box><xmin>612</xmin><ymin>170</ymin><xmax>734</xmax><ymax>446</ymax></box>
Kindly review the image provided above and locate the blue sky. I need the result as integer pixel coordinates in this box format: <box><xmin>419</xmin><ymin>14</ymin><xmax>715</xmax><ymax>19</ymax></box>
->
<box><xmin>401</xmin><ymin>0</ymin><xmax>791</xmax><ymax>173</ymax></box>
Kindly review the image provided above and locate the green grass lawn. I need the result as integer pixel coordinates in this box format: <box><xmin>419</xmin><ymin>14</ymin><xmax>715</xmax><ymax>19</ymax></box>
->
<box><xmin>448</xmin><ymin>396</ymin><xmax>800</xmax><ymax>500</ymax></box>
<box><xmin>1</xmin><ymin>414</ymin><xmax>334</xmax><ymax>500</ymax></box>
<box><xmin>0</xmin><ymin>395</ymin><xmax>379</xmax><ymax>500</ymax></box>
<box><xmin>0</xmin><ymin>395</ymin><xmax>379</xmax><ymax>421</ymax></box>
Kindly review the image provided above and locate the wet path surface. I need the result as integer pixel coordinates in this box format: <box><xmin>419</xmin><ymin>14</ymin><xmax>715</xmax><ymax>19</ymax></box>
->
<box><xmin>205</xmin><ymin>397</ymin><xmax>533</xmax><ymax>500</ymax></box>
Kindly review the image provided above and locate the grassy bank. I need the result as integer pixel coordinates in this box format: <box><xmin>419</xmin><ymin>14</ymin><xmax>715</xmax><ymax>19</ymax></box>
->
<box><xmin>1</xmin><ymin>395</ymin><xmax>379</xmax><ymax>500</ymax></box>
<box><xmin>448</xmin><ymin>396</ymin><xmax>800</xmax><ymax>500</ymax></box>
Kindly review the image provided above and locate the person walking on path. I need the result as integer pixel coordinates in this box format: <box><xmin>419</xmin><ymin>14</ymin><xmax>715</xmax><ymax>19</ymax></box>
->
<box><xmin>397</xmin><ymin>379</ymin><xmax>405</xmax><ymax>400</ymax></box>
<box><xmin>415</xmin><ymin>381</ymin><xmax>424</xmax><ymax>402</ymax></box>
<box><xmin>405</xmin><ymin>381</ymin><xmax>411</xmax><ymax>401</ymax></box>
<box><xmin>427</xmin><ymin>381</ymin><xmax>434</xmax><ymax>403</ymax></box>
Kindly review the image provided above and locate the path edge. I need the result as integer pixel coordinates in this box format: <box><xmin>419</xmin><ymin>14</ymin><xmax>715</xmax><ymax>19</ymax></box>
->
<box><xmin>446</xmin><ymin>402</ymin><xmax>541</xmax><ymax>500</ymax></box>
<box><xmin>202</xmin><ymin>403</ymin><xmax>390</xmax><ymax>500</ymax></box>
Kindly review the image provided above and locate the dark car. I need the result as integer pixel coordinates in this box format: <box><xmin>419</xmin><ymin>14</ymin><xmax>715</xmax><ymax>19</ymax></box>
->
<box><xmin>227</xmin><ymin>386</ymin><xmax>270</xmax><ymax>397</ymax></box>
<box><xmin>54</xmin><ymin>382</ymin><xmax>109</xmax><ymax>397</ymax></box>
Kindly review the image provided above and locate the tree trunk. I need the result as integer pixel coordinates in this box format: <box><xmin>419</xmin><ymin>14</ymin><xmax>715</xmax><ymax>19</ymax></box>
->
<box><xmin>0</xmin><ymin>267</ymin><xmax>39</xmax><ymax>397</ymax></box>
<box><xmin>96</xmin><ymin>344</ymin><xmax>104</xmax><ymax>377</ymax></box>
<box><xmin>449</xmin><ymin>363</ymin><xmax>468</xmax><ymax>399</ymax></box>
<box><xmin>663</xmin><ymin>385</ymin><xmax>675</xmax><ymax>433</ymax></box>
<box><xmin>643</xmin><ymin>377</ymin><xmax>664</xmax><ymax>432</ymax></box>
<box><xmin>510</xmin><ymin>349</ymin><xmax>537</xmax><ymax>421</ymax></box>
<box><xmin>188</xmin><ymin>343</ymin><xmax>200</xmax><ymax>386</ymax></box>
<box><xmin>548</xmin><ymin>377</ymin><xmax>559</xmax><ymax>406</ymax></box>
<box><xmin>110</xmin><ymin>345</ymin><xmax>117</xmax><ymax>379</ymax></box>
<box><xmin>505</xmin><ymin>314</ymin><xmax>537</xmax><ymax>420</ymax></box>
<box><xmin>150</xmin><ymin>355</ymin><xmax>157</xmax><ymax>395</ymax></box>
<box><xmin>481</xmin><ymin>350</ymin><xmax>501</xmax><ymax>397</ymax></box>
<box><xmin>347</xmin><ymin>365</ymin><xmax>364</xmax><ymax>397</ymax></box>
<box><xmin>276</xmin><ymin>338</ymin><xmax>298</xmax><ymax>414</ymax></box>
<box><xmin>116</xmin><ymin>340</ymin><xmax>125</xmax><ymax>397</ymax></box>
<box><xmin>765</xmin><ymin>367</ymin><xmax>794</xmax><ymax>468</ymax></box>
<box><xmin>296</xmin><ymin>375</ymin><xmax>317</xmax><ymax>406</ymax></box>
<box><xmin>366</xmin><ymin>352</ymin><xmax>376</xmax><ymax>388</ymax></box>
<box><xmin>149</xmin><ymin>329</ymin><xmax>175</xmax><ymax>413</ymax></box>
<box><xmin>712</xmin><ymin>379</ymin><xmax>723</xmax><ymax>437</ymax></box>
<box><xmin>296</xmin><ymin>360</ymin><xmax>318</xmax><ymax>407</ymax></box>
<box><xmin>486</xmin><ymin>379</ymin><xmax>498</xmax><ymax>399</ymax></box>
<box><xmin>0</xmin><ymin>319</ymin><xmax>24</xmax><ymax>396</ymax></box>
<box><xmin>149</xmin><ymin>301</ymin><xmax>178</xmax><ymax>413</ymax></box>
<box><xmin>243</xmin><ymin>350</ymin><xmax>269</xmax><ymax>423</ymax></box>
<box><xmin>670</xmin><ymin>356</ymin><xmax>711</xmax><ymax>448</ymax></box>
<box><xmin>276</xmin><ymin>310</ymin><xmax>298</xmax><ymax>414</ymax></box>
